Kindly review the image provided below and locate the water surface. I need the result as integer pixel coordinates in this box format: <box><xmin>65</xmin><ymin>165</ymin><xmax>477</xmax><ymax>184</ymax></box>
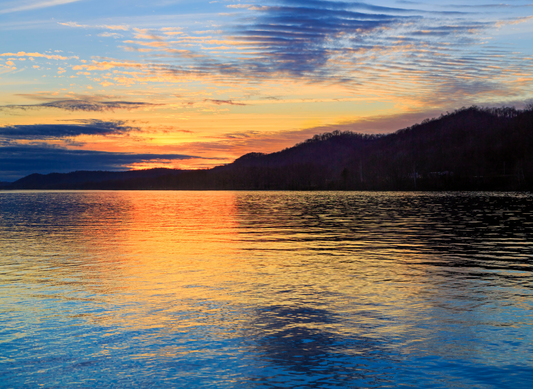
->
<box><xmin>1</xmin><ymin>191</ymin><xmax>532</xmax><ymax>388</ymax></box>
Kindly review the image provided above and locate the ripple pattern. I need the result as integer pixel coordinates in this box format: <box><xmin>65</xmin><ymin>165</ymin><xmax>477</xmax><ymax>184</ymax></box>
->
<box><xmin>1</xmin><ymin>191</ymin><xmax>532</xmax><ymax>388</ymax></box>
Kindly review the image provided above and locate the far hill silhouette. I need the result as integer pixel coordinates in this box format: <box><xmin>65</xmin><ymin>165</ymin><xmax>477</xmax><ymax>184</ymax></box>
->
<box><xmin>6</xmin><ymin>105</ymin><xmax>533</xmax><ymax>190</ymax></box>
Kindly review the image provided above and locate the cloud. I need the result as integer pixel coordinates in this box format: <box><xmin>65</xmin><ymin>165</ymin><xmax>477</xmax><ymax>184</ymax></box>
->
<box><xmin>221</xmin><ymin>0</ymin><xmax>494</xmax><ymax>79</ymax></box>
<box><xmin>204</xmin><ymin>99</ymin><xmax>247</xmax><ymax>106</ymax></box>
<box><xmin>0</xmin><ymin>145</ymin><xmax>200</xmax><ymax>181</ymax></box>
<box><xmin>440</xmin><ymin>3</ymin><xmax>533</xmax><ymax>9</ymax></box>
<box><xmin>0</xmin><ymin>0</ymin><xmax>80</xmax><ymax>14</ymax></box>
<box><xmin>263</xmin><ymin>0</ymin><xmax>422</xmax><ymax>14</ymax></box>
<box><xmin>229</xmin><ymin>2</ymin><xmax>405</xmax><ymax>76</ymax></box>
<box><xmin>98</xmin><ymin>32</ymin><xmax>123</xmax><ymax>39</ymax></box>
<box><xmin>0</xmin><ymin>51</ymin><xmax>77</xmax><ymax>60</ymax></box>
<box><xmin>114</xmin><ymin>0</ymin><xmax>496</xmax><ymax>87</ymax></box>
<box><xmin>496</xmin><ymin>15</ymin><xmax>533</xmax><ymax>27</ymax></box>
<box><xmin>0</xmin><ymin>120</ymin><xmax>138</xmax><ymax>140</ymax></box>
<box><xmin>0</xmin><ymin>99</ymin><xmax>162</xmax><ymax>112</ymax></box>
<box><xmin>58</xmin><ymin>21</ymin><xmax>130</xmax><ymax>30</ymax></box>
<box><xmin>57</xmin><ymin>0</ymin><xmax>530</xmax><ymax>110</ymax></box>
<box><xmin>19</xmin><ymin>0</ymin><xmax>529</xmax><ymax>112</ymax></box>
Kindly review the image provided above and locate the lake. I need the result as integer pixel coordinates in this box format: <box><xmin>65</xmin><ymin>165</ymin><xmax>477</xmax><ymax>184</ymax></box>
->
<box><xmin>1</xmin><ymin>191</ymin><xmax>532</xmax><ymax>388</ymax></box>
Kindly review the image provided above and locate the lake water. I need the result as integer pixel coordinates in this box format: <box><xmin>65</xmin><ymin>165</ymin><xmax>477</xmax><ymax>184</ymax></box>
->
<box><xmin>1</xmin><ymin>191</ymin><xmax>532</xmax><ymax>388</ymax></box>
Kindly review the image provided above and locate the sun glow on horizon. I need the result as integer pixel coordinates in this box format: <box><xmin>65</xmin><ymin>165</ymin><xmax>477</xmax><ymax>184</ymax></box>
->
<box><xmin>1</xmin><ymin>0</ymin><xmax>533</xmax><ymax>180</ymax></box>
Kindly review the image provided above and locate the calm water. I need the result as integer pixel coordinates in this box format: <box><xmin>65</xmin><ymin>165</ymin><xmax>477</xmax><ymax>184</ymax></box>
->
<box><xmin>1</xmin><ymin>191</ymin><xmax>532</xmax><ymax>388</ymax></box>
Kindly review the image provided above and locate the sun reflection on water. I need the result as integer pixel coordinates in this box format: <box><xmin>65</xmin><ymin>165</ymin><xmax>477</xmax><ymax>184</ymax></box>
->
<box><xmin>1</xmin><ymin>191</ymin><xmax>532</xmax><ymax>387</ymax></box>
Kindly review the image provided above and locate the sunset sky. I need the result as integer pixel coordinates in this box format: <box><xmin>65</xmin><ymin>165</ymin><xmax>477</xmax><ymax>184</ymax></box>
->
<box><xmin>1</xmin><ymin>0</ymin><xmax>533</xmax><ymax>181</ymax></box>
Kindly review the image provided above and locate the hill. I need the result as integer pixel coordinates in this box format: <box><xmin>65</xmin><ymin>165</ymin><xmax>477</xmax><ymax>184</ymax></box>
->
<box><xmin>8</xmin><ymin>168</ymin><xmax>181</xmax><ymax>190</ymax></box>
<box><xmin>6</xmin><ymin>105</ymin><xmax>533</xmax><ymax>190</ymax></box>
<box><xmin>204</xmin><ymin>105</ymin><xmax>533</xmax><ymax>190</ymax></box>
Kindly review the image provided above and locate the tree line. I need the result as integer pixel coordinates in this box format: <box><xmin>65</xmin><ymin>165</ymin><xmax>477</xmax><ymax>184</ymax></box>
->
<box><xmin>7</xmin><ymin>105</ymin><xmax>533</xmax><ymax>191</ymax></box>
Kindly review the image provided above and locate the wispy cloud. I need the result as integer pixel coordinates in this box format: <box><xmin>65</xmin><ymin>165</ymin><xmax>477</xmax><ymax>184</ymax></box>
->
<box><xmin>0</xmin><ymin>0</ymin><xmax>81</xmax><ymax>14</ymax></box>
<box><xmin>58</xmin><ymin>21</ymin><xmax>130</xmax><ymax>30</ymax></box>
<box><xmin>0</xmin><ymin>120</ymin><xmax>139</xmax><ymax>140</ymax></box>
<box><xmin>43</xmin><ymin>0</ymin><xmax>532</xmax><ymax>110</ymax></box>
<box><xmin>0</xmin><ymin>51</ymin><xmax>78</xmax><ymax>60</ymax></box>
<box><xmin>438</xmin><ymin>3</ymin><xmax>533</xmax><ymax>9</ymax></box>
<box><xmin>0</xmin><ymin>99</ymin><xmax>163</xmax><ymax>112</ymax></box>
<box><xmin>204</xmin><ymin>99</ymin><xmax>247</xmax><ymax>106</ymax></box>
<box><xmin>5</xmin><ymin>1</ymin><xmax>531</xmax><ymax>130</ymax></box>
<box><xmin>98</xmin><ymin>32</ymin><xmax>123</xmax><ymax>39</ymax></box>
<box><xmin>104</xmin><ymin>1</ymin><xmax>500</xmax><ymax>82</ymax></box>
<box><xmin>496</xmin><ymin>15</ymin><xmax>533</xmax><ymax>27</ymax></box>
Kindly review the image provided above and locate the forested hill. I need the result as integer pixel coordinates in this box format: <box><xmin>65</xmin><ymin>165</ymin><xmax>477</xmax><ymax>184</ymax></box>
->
<box><xmin>7</xmin><ymin>168</ymin><xmax>181</xmax><ymax>190</ymax></box>
<box><xmin>7</xmin><ymin>105</ymin><xmax>533</xmax><ymax>190</ymax></box>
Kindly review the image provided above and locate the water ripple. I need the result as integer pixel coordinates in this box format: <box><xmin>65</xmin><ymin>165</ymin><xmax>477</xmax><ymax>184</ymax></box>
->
<box><xmin>1</xmin><ymin>191</ymin><xmax>532</xmax><ymax>387</ymax></box>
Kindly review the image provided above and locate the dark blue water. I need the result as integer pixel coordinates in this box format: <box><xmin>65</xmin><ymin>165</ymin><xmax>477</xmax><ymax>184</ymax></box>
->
<box><xmin>1</xmin><ymin>191</ymin><xmax>532</xmax><ymax>388</ymax></box>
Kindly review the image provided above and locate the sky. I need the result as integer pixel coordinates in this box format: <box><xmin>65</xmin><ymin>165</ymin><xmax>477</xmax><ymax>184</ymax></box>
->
<box><xmin>1</xmin><ymin>0</ymin><xmax>533</xmax><ymax>181</ymax></box>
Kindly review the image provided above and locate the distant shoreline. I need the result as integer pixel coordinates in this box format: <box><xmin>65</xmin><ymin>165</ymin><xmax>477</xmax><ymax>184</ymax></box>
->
<box><xmin>4</xmin><ymin>106</ymin><xmax>533</xmax><ymax>192</ymax></box>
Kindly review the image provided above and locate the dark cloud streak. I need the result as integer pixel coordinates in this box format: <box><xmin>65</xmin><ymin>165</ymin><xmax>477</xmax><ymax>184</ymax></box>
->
<box><xmin>0</xmin><ymin>99</ymin><xmax>162</xmax><ymax>112</ymax></box>
<box><xmin>231</xmin><ymin>2</ymin><xmax>405</xmax><ymax>76</ymax></box>
<box><xmin>204</xmin><ymin>99</ymin><xmax>247</xmax><ymax>106</ymax></box>
<box><xmin>0</xmin><ymin>120</ymin><xmax>138</xmax><ymax>140</ymax></box>
<box><xmin>0</xmin><ymin>145</ymin><xmax>201</xmax><ymax>181</ymax></box>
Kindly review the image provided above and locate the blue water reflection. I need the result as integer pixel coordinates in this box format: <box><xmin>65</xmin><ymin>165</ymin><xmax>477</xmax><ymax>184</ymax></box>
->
<box><xmin>1</xmin><ymin>191</ymin><xmax>532</xmax><ymax>388</ymax></box>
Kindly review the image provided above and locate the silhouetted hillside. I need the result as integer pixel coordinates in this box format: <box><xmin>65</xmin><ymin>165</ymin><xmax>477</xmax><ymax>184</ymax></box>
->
<box><xmin>6</xmin><ymin>105</ymin><xmax>533</xmax><ymax>190</ymax></box>
<box><xmin>209</xmin><ymin>105</ymin><xmax>533</xmax><ymax>190</ymax></box>
<box><xmin>8</xmin><ymin>168</ymin><xmax>181</xmax><ymax>190</ymax></box>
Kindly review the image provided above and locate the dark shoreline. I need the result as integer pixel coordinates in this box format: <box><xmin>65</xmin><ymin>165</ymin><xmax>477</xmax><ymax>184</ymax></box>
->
<box><xmin>4</xmin><ymin>105</ymin><xmax>533</xmax><ymax>192</ymax></box>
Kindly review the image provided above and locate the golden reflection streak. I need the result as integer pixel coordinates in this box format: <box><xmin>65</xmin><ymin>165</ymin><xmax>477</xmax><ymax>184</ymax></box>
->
<box><xmin>2</xmin><ymin>191</ymin><xmax>520</xmax><ymax>363</ymax></box>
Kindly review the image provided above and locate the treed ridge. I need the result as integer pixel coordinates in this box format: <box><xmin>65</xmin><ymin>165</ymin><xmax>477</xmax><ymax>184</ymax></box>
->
<box><xmin>7</xmin><ymin>105</ymin><xmax>533</xmax><ymax>190</ymax></box>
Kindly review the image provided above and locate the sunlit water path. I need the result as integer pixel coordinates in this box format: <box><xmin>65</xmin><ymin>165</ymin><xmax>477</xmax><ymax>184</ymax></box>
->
<box><xmin>1</xmin><ymin>191</ymin><xmax>532</xmax><ymax>388</ymax></box>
